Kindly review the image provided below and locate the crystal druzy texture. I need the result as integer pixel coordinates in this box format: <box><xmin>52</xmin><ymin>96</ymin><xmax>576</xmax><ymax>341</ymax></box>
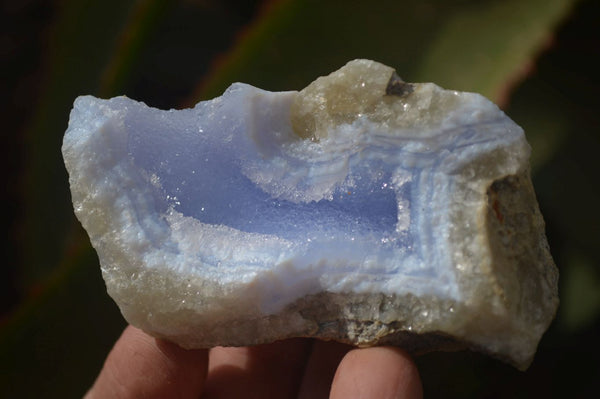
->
<box><xmin>63</xmin><ymin>60</ymin><xmax>558</xmax><ymax>369</ymax></box>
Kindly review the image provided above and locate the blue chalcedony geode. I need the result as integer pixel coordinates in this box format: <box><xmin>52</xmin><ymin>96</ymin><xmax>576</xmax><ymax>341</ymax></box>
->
<box><xmin>62</xmin><ymin>60</ymin><xmax>558</xmax><ymax>369</ymax></box>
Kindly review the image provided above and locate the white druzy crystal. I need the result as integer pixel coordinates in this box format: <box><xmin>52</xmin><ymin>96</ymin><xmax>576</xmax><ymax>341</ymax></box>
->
<box><xmin>63</xmin><ymin>60</ymin><xmax>558</xmax><ymax>369</ymax></box>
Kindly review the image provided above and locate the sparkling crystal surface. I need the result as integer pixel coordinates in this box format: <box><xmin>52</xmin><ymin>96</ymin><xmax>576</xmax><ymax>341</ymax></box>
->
<box><xmin>62</xmin><ymin>60</ymin><xmax>558</xmax><ymax>369</ymax></box>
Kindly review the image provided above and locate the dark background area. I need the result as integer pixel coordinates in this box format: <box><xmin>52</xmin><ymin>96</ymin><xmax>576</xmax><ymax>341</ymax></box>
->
<box><xmin>2</xmin><ymin>0</ymin><xmax>599</xmax><ymax>397</ymax></box>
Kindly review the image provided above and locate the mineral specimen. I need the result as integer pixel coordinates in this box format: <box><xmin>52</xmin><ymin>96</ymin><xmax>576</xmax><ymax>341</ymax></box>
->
<box><xmin>62</xmin><ymin>59</ymin><xmax>558</xmax><ymax>369</ymax></box>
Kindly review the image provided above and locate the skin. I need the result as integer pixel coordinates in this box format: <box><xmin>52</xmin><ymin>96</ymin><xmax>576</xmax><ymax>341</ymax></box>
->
<box><xmin>85</xmin><ymin>326</ymin><xmax>423</xmax><ymax>399</ymax></box>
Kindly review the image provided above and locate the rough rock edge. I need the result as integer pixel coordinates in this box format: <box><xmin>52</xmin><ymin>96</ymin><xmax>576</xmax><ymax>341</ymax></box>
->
<box><xmin>135</xmin><ymin>289</ymin><xmax>523</xmax><ymax>370</ymax></box>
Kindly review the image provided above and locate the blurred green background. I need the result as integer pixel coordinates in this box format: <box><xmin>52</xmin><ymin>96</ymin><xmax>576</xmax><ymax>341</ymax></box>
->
<box><xmin>2</xmin><ymin>0</ymin><xmax>599</xmax><ymax>397</ymax></box>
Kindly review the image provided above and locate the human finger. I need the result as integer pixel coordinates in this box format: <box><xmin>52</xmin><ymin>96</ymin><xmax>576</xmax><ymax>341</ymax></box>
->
<box><xmin>297</xmin><ymin>340</ymin><xmax>352</xmax><ymax>399</ymax></box>
<box><xmin>329</xmin><ymin>346</ymin><xmax>422</xmax><ymax>399</ymax></box>
<box><xmin>201</xmin><ymin>338</ymin><xmax>312</xmax><ymax>399</ymax></box>
<box><xmin>85</xmin><ymin>326</ymin><xmax>208</xmax><ymax>399</ymax></box>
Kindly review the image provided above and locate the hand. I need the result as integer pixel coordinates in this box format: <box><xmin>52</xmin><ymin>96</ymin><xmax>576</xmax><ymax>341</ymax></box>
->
<box><xmin>85</xmin><ymin>325</ymin><xmax>422</xmax><ymax>399</ymax></box>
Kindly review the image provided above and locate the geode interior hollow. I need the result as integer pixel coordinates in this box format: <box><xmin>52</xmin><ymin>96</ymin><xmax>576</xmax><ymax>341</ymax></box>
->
<box><xmin>62</xmin><ymin>59</ymin><xmax>558</xmax><ymax>369</ymax></box>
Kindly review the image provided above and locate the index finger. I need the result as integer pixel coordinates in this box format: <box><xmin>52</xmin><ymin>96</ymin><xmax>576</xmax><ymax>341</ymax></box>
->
<box><xmin>85</xmin><ymin>326</ymin><xmax>208</xmax><ymax>399</ymax></box>
<box><xmin>330</xmin><ymin>346</ymin><xmax>423</xmax><ymax>399</ymax></box>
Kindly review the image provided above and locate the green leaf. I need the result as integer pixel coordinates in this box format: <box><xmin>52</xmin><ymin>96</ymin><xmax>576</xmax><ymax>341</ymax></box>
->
<box><xmin>414</xmin><ymin>0</ymin><xmax>576</xmax><ymax>101</ymax></box>
<box><xmin>198</xmin><ymin>0</ymin><xmax>578</xmax><ymax>103</ymax></box>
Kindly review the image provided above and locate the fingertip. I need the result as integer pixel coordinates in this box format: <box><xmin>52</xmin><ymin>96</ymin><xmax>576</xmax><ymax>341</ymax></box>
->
<box><xmin>330</xmin><ymin>346</ymin><xmax>422</xmax><ymax>399</ymax></box>
<box><xmin>86</xmin><ymin>326</ymin><xmax>208</xmax><ymax>399</ymax></box>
